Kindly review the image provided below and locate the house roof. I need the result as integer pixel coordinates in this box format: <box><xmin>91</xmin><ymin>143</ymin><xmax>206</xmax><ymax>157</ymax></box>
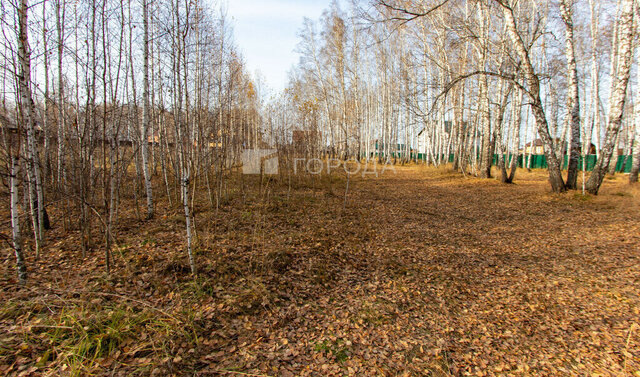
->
<box><xmin>524</xmin><ymin>139</ymin><xmax>544</xmax><ymax>147</ymax></box>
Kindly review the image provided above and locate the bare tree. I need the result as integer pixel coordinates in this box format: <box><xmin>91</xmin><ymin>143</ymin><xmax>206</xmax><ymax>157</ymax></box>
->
<box><xmin>497</xmin><ymin>0</ymin><xmax>565</xmax><ymax>192</ymax></box>
<box><xmin>628</xmin><ymin>16</ymin><xmax>640</xmax><ymax>184</ymax></box>
<box><xmin>560</xmin><ymin>0</ymin><xmax>581</xmax><ymax>190</ymax></box>
<box><xmin>585</xmin><ymin>0</ymin><xmax>635</xmax><ymax>194</ymax></box>
<box><xmin>10</xmin><ymin>151</ymin><xmax>26</xmax><ymax>283</ymax></box>
<box><xmin>141</xmin><ymin>0</ymin><xmax>154</xmax><ymax>219</ymax></box>
<box><xmin>16</xmin><ymin>0</ymin><xmax>46</xmax><ymax>254</ymax></box>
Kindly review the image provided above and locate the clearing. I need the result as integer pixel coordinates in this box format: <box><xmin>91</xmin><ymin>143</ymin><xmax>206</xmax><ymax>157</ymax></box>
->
<box><xmin>2</xmin><ymin>166</ymin><xmax>639</xmax><ymax>376</ymax></box>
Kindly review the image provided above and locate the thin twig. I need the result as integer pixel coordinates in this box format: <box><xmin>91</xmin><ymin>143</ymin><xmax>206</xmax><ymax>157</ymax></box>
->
<box><xmin>30</xmin><ymin>287</ymin><xmax>183</xmax><ymax>324</ymax></box>
<box><xmin>222</xmin><ymin>370</ymin><xmax>274</xmax><ymax>377</ymax></box>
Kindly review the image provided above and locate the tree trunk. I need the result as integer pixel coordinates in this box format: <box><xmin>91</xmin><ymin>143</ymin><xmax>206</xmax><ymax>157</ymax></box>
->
<box><xmin>507</xmin><ymin>89</ymin><xmax>523</xmax><ymax>183</ymax></box>
<box><xmin>56</xmin><ymin>0</ymin><xmax>66</xmax><ymax>190</ymax></box>
<box><xmin>17</xmin><ymin>0</ymin><xmax>46</xmax><ymax>250</ymax></box>
<box><xmin>560</xmin><ymin>0</ymin><xmax>581</xmax><ymax>190</ymax></box>
<box><xmin>479</xmin><ymin>76</ymin><xmax>492</xmax><ymax>178</ymax></box>
<box><xmin>141</xmin><ymin>0</ymin><xmax>154</xmax><ymax>219</ymax></box>
<box><xmin>500</xmin><ymin>3</ymin><xmax>565</xmax><ymax>192</ymax></box>
<box><xmin>630</xmin><ymin>123</ymin><xmax>640</xmax><ymax>183</ymax></box>
<box><xmin>11</xmin><ymin>155</ymin><xmax>27</xmax><ymax>284</ymax></box>
<box><xmin>495</xmin><ymin>82</ymin><xmax>512</xmax><ymax>183</ymax></box>
<box><xmin>42</xmin><ymin>3</ymin><xmax>51</xmax><ymax>186</ymax></box>
<box><xmin>630</xmin><ymin>46</ymin><xmax>640</xmax><ymax>183</ymax></box>
<box><xmin>585</xmin><ymin>0</ymin><xmax>635</xmax><ymax>194</ymax></box>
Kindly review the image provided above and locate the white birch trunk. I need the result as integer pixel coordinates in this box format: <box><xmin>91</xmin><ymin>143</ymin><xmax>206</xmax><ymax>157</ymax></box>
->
<box><xmin>500</xmin><ymin>2</ymin><xmax>566</xmax><ymax>192</ymax></box>
<box><xmin>560</xmin><ymin>0</ymin><xmax>581</xmax><ymax>189</ymax></box>
<box><xmin>11</xmin><ymin>155</ymin><xmax>27</xmax><ymax>284</ymax></box>
<box><xmin>16</xmin><ymin>0</ymin><xmax>45</xmax><ymax>251</ymax></box>
<box><xmin>141</xmin><ymin>0</ymin><xmax>154</xmax><ymax>219</ymax></box>
<box><xmin>586</xmin><ymin>0</ymin><xmax>635</xmax><ymax>194</ymax></box>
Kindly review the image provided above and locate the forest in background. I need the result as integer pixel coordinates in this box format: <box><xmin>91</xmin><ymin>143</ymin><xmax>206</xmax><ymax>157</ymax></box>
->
<box><xmin>284</xmin><ymin>0</ymin><xmax>639</xmax><ymax>192</ymax></box>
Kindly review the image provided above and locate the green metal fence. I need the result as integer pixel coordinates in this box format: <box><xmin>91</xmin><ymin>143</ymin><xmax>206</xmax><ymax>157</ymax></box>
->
<box><xmin>511</xmin><ymin>154</ymin><xmax>633</xmax><ymax>173</ymax></box>
<box><xmin>374</xmin><ymin>152</ymin><xmax>635</xmax><ymax>173</ymax></box>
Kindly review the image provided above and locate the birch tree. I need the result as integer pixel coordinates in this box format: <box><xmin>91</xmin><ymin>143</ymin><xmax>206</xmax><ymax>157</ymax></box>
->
<box><xmin>585</xmin><ymin>0</ymin><xmax>635</xmax><ymax>194</ymax></box>
<box><xmin>10</xmin><ymin>149</ymin><xmax>26</xmax><ymax>283</ymax></box>
<box><xmin>559</xmin><ymin>0</ymin><xmax>581</xmax><ymax>190</ymax></box>
<box><xmin>16</xmin><ymin>0</ymin><xmax>46</xmax><ymax>254</ymax></box>
<box><xmin>627</xmin><ymin>19</ymin><xmax>639</xmax><ymax>184</ymax></box>
<box><xmin>497</xmin><ymin>0</ymin><xmax>565</xmax><ymax>192</ymax></box>
<box><xmin>141</xmin><ymin>0</ymin><xmax>153</xmax><ymax>219</ymax></box>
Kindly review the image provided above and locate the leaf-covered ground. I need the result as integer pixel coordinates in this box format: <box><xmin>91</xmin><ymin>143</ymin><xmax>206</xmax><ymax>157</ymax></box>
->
<box><xmin>2</xmin><ymin>166</ymin><xmax>639</xmax><ymax>376</ymax></box>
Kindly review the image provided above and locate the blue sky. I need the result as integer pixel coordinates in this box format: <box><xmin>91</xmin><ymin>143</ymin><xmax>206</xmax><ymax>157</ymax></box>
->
<box><xmin>225</xmin><ymin>0</ymin><xmax>333</xmax><ymax>93</ymax></box>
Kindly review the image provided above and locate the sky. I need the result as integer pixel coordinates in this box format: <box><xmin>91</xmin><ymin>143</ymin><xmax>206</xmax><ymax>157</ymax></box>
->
<box><xmin>224</xmin><ymin>0</ymin><xmax>333</xmax><ymax>94</ymax></box>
